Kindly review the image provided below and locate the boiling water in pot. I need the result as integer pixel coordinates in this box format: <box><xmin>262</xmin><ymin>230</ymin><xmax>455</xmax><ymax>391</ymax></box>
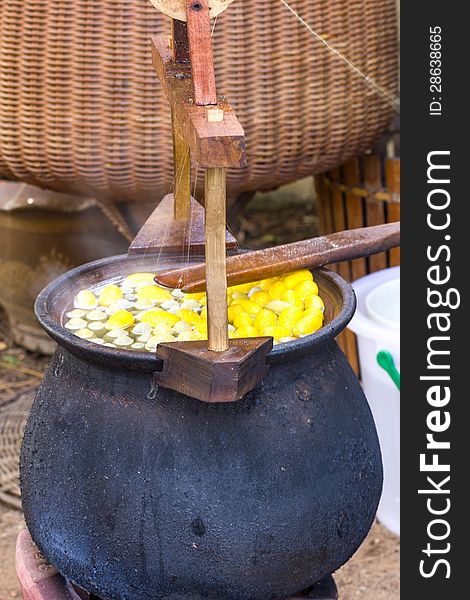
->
<box><xmin>63</xmin><ymin>269</ymin><xmax>326</xmax><ymax>351</ymax></box>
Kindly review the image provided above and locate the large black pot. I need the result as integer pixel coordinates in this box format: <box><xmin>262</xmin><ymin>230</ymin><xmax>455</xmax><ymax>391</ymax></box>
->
<box><xmin>20</xmin><ymin>254</ymin><xmax>382</xmax><ymax>600</ymax></box>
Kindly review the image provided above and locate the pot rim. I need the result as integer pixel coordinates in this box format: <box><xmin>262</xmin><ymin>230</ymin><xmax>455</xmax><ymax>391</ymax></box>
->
<box><xmin>35</xmin><ymin>253</ymin><xmax>356</xmax><ymax>369</ymax></box>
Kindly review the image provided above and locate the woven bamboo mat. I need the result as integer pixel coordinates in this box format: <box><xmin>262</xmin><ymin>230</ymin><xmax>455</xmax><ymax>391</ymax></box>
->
<box><xmin>0</xmin><ymin>310</ymin><xmax>43</xmax><ymax>510</ymax></box>
<box><xmin>0</xmin><ymin>388</ymin><xmax>35</xmax><ymax>510</ymax></box>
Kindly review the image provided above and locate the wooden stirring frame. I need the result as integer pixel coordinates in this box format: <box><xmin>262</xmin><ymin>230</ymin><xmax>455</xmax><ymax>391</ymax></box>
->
<box><xmin>131</xmin><ymin>0</ymin><xmax>273</xmax><ymax>403</ymax></box>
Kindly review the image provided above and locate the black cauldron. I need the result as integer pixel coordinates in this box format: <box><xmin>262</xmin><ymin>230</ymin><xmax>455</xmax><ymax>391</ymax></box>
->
<box><xmin>20</xmin><ymin>253</ymin><xmax>382</xmax><ymax>600</ymax></box>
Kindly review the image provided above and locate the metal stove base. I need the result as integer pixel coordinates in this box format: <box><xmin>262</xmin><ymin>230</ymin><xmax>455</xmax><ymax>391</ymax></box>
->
<box><xmin>16</xmin><ymin>529</ymin><xmax>338</xmax><ymax>600</ymax></box>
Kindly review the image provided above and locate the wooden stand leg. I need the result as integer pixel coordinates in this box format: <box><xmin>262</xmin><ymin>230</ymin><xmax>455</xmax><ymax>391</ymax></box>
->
<box><xmin>205</xmin><ymin>167</ymin><xmax>229</xmax><ymax>352</ymax></box>
<box><xmin>172</xmin><ymin>110</ymin><xmax>191</xmax><ymax>221</ymax></box>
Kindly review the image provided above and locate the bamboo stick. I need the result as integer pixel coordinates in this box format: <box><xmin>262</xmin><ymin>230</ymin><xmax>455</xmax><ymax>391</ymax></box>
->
<box><xmin>204</xmin><ymin>167</ymin><xmax>229</xmax><ymax>351</ymax></box>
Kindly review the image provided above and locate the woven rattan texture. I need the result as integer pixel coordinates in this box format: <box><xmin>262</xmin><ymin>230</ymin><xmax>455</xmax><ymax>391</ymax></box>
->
<box><xmin>0</xmin><ymin>0</ymin><xmax>398</xmax><ymax>202</ymax></box>
<box><xmin>0</xmin><ymin>388</ymin><xmax>35</xmax><ymax>510</ymax></box>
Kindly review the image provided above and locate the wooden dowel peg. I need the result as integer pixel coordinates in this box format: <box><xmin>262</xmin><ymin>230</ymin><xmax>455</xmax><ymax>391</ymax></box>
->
<box><xmin>172</xmin><ymin>109</ymin><xmax>191</xmax><ymax>221</ymax></box>
<box><xmin>204</xmin><ymin>167</ymin><xmax>229</xmax><ymax>351</ymax></box>
<box><xmin>207</xmin><ymin>108</ymin><xmax>224</xmax><ymax>122</ymax></box>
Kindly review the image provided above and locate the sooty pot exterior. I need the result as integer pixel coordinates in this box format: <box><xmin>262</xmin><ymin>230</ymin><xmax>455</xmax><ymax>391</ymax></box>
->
<box><xmin>20</xmin><ymin>255</ymin><xmax>383</xmax><ymax>600</ymax></box>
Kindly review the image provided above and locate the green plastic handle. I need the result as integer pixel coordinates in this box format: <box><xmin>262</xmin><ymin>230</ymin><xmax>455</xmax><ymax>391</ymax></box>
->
<box><xmin>376</xmin><ymin>350</ymin><xmax>400</xmax><ymax>391</ymax></box>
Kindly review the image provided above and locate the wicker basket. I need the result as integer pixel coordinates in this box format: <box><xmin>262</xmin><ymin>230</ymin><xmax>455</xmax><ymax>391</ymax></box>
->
<box><xmin>316</xmin><ymin>153</ymin><xmax>400</xmax><ymax>373</ymax></box>
<box><xmin>0</xmin><ymin>0</ymin><xmax>398</xmax><ymax>202</ymax></box>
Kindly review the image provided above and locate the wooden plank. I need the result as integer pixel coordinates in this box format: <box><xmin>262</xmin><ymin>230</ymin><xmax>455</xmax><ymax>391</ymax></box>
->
<box><xmin>364</xmin><ymin>155</ymin><xmax>387</xmax><ymax>273</ymax></box>
<box><xmin>186</xmin><ymin>0</ymin><xmax>218</xmax><ymax>105</ymax></box>
<box><xmin>315</xmin><ymin>176</ymin><xmax>328</xmax><ymax>233</ymax></box>
<box><xmin>344</xmin><ymin>159</ymin><xmax>367</xmax><ymax>281</ymax></box>
<box><xmin>336</xmin><ymin>331</ymin><xmax>348</xmax><ymax>356</ymax></box>
<box><xmin>316</xmin><ymin>174</ymin><xmax>338</xmax><ymax>273</ymax></box>
<box><xmin>385</xmin><ymin>158</ymin><xmax>401</xmax><ymax>267</ymax></box>
<box><xmin>205</xmin><ymin>167</ymin><xmax>229</xmax><ymax>351</ymax></box>
<box><xmin>328</xmin><ymin>167</ymin><xmax>356</xmax><ymax>368</ymax></box>
<box><xmin>171</xmin><ymin>109</ymin><xmax>191</xmax><ymax>220</ymax></box>
<box><xmin>330</xmin><ymin>168</ymin><xmax>351</xmax><ymax>281</ymax></box>
<box><xmin>151</xmin><ymin>36</ymin><xmax>246</xmax><ymax>168</ymax></box>
<box><xmin>343</xmin><ymin>325</ymin><xmax>359</xmax><ymax>375</ymax></box>
<box><xmin>342</xmin><ymin>160</ymin><xmax>364</xmax><ymax>374</ymax></box>
<box><xmin>317</xmin><ymin>174</ymin><xmax>335</xmax><ymax>235</ymax></box>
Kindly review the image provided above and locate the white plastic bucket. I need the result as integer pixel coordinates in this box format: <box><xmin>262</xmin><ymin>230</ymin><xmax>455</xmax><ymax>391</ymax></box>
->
<box><xmin>348</xmin><ymin>267</ymin><xmax>400</xmax><ymax>536</ymax></box>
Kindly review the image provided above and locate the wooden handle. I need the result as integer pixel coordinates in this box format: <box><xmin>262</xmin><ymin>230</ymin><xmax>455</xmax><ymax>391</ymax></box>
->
<box><xmin>155</xmin><ymin>222</ymin><xmax>400</xmax><ymax>292</ymax></box>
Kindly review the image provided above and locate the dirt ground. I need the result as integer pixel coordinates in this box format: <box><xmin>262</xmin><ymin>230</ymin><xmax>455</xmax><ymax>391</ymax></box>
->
<box><xmin>0</xmin><ymin>188</ymin><xmax>399</xmax><ymax>599</ymax></box>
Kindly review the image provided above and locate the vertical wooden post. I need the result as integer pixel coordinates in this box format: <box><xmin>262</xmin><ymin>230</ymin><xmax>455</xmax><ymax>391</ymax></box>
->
<box><xmin>171</xmin><ymin>19</ymin><xmax>191</xmax><ymax>220</ymax></box>
<box><xmin>344</xmin><ymin>158</ymin><xmax>367</xmax><ymax>281</ymax></box>
<box><xmin>171</xmin><ymin>110</ymin><xmax>191</xmax><ymax>221</ymax></box>
<box><xmin>186</xmin><ymin>0</ymin><xmax>217</xmax><ymax>105</ymax></box>
<box><xmin>171</xmin><ymin>19</ymin><xmax>190</xmax><ymax>64</ymax></box>
<box><xmin>204</xmin><ymin>167</ymin><xmax>229</xmax><ymax>351</ymax></box>
<box><xmin>364</xmin><ymin>155</ymin><xmax>387</xmax><ymax>273</ymax></box>
<box><xmin>385</xmin><ymin>158</ymin><xmax>401</xmax><ymax>267</ymax></box>
<box><xmin>329</xmin><ymin>168</ymin><xmax>348</xmax><ymax>278</ymax></box>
